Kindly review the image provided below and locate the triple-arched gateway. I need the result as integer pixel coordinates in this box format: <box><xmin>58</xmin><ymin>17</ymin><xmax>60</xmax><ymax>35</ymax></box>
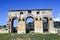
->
<box><xmin>7</xmin><ymin>9</ymin><xmax>57</xmax><ymax>34</ymax></box>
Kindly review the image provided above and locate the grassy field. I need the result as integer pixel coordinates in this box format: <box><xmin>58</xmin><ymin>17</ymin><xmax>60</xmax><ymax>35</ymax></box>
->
<box><xmin>0</xmin><ymin>33</ymin><xmax>60</xmax><ymax>40</ymax></box>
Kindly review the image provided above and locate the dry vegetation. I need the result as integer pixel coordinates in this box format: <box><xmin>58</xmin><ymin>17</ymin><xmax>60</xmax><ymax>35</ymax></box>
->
<box><xmin>0</xmin><ymin>33</ymin><xmax>60</xmax><ymax>40</ymax></box>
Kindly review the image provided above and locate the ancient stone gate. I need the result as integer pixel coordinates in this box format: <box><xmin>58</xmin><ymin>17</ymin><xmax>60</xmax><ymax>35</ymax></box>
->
<box><xmin>7</xmin><ymin>9</ymin><xmax>57</xmax><ymax>34</ymax></box>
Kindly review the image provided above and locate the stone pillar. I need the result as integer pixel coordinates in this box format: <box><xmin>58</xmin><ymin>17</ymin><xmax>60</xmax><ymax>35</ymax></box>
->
<box><xmin>49</xmin><ymin>20</ymin><xmax>57</xmax><ymax>33</ymax></box>
<box><xmin>17</xmin><ymin>19</ymin><xmax>26</xmax><ymax>34</ymax></box>
<box><xmin>34</xmin><ymin>18</ymin><xmax>43</xmax><ymax>33</ymax></box>
<box><xmin>7</xmin><ymin>17</ymin><xmax>12</xmax><ymax>33</ymax></box>
<box><xmin>40</xmin><ymin>20</ymin><xmax>43</xmax><ymax>33</ymax></box>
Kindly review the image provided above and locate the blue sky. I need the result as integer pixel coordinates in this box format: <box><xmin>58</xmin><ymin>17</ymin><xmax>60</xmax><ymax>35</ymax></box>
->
<box><xmin>0</xmin><ymin>0</ymin><xmax>60</xmax><ymax>26</ymax></box>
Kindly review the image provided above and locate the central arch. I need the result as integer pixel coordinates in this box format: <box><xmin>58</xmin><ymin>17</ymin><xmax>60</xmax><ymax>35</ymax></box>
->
<box><xmin>26</xmin><ymin>16</ymin><xmax>34</xmax><ymax>33</ymax></box>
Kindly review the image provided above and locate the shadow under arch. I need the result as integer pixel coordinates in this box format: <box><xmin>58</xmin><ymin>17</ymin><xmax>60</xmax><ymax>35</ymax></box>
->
<box><xmin>11</xmin><ymin>17</ymin><xmax>18</xmax><ymax>33</ymax></box>
<box><xmin>42</xmin><ymin>17</ymin><xmax>49</xmax><ymax>32</ymax></box>
<box><xmin>26</xmin><ymin>16</ymin><xmax>34</xmax><ymax>33</ymax></box>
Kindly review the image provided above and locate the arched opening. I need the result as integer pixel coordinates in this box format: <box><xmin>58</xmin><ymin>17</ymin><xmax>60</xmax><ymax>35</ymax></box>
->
<box><xmin>11</xmin><ymin>18</ymin><xmax>18</xmax><ymax>33</ymax></box>
<box><xmin>42</xmin><ymin>17</ymin><xmax>49</xmax><ymax>32</ymax></box>
<box><xmin>26</xmin><ymin>16</ymin><xmax>34</xmax><ymax>33</ymax></box>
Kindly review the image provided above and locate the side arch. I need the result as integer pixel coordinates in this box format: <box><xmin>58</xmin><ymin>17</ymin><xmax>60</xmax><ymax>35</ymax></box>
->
<box><xmin>11</xmin><ymin>17</ymin><xmax>18</xmax><ymax>33</ymax></box>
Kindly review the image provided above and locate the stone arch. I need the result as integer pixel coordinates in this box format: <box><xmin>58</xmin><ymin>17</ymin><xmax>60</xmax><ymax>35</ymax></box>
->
<box><xmin>26</xmin><ymin>16</ymin><xmax>34</xmax><ymax>20</ymax></box>
<box><xmin>11</xmin><ymin>17</ymin><xmax>18</xmax><ymax>33</ymax></box>
<box><xmin>42</xmin><ymin>17</ymin><xmax>49</xmax><ymax>32</ymax></box>
<box><xmin>25</xmin><ymin>16</ymin><xmax>34</xmax><ymax>33</ymax></box>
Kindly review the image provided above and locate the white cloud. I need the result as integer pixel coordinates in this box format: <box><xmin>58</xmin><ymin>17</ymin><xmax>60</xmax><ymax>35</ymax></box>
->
<box><xmin>54</xmin><ymin>13</ymin><xmax>60</xmax><ymax>21</ymax></box>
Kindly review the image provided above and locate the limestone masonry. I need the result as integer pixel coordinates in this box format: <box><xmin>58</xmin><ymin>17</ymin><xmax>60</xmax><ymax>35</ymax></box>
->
<box><xmin>7</xmin><ymin>9</ymin><xmax>57</xmax><ymax>34</ymax></box>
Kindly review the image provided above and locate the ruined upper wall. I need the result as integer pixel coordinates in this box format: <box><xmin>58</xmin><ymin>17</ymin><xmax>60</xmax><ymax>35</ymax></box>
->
<box><xmin>8</xmin><ymin>9</ymin><xmax>52</xmax><ymax>19</ymax></box>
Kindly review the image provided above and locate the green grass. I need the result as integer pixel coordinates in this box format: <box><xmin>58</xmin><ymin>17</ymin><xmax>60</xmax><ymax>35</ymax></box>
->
<box><xmin>0</xmin><ymin>33</ymin><xmax>60</xmax><ymax>40</ymax></box>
